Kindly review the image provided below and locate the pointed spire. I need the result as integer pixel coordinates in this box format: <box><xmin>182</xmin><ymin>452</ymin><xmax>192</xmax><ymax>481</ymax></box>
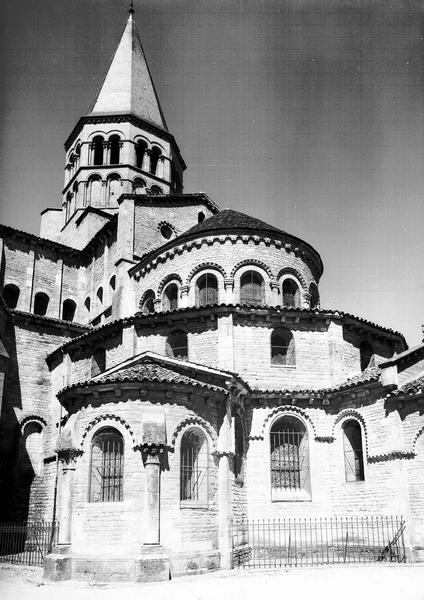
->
<box><xmin>89</xmin><ymin>9</ymin><xmax>168</xmax><ymax>130</ymax></box>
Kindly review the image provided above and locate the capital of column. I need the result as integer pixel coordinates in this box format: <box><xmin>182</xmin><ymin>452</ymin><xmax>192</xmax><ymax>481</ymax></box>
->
<box><xmin>269</xmin><ymin>279</ymin><xmax>280</xmax><ymax>291</ymax></box>
<box><xmin>56</xmin><ymin>447</ymin><xmax>83</xmax><ymax>466</ymax></box>
<box><xmin>224</xmin><ymin>278</ymin><xmax>234</xmax><ymax>289</ymax></box>
<box><xmin>180</xmin><ymin>285</ymin><xmax>190</xmax><ymax>297</ymax></box>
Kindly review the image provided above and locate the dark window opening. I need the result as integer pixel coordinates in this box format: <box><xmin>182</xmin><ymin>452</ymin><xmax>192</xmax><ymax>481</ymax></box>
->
<box><xmin>309</xmin><ymin>282</ymin><xmax>319</xmax><ymax>309</ymax></box>
<box><xmin>198</xmin><ymin>211</ymin><xmax>205</xmax><ymax>223</ymax></box>
<box><xmin>162</xmin><ymin>283</ymin><xmax>178</xmax><ymax>311</ymax></box>
<box><xmin>196</xmin><ymin>273</ymin><xmax>218</xmax><ymax>307</ymax></box>
<box><xmin>89</xmin><ymin>428</ymin><xmax>123</xmax><ymax>502</ymax></box>
<box><xmin>160</xmin><ymin>223</ymin><xmax>173</xmax><ymax>239</ymax></box>
<box><xmin>92</xmin><ymin>135</ymin><xmax>104</xmax><ymax>166</ymax></box>
<box><xmin>135</xmin><ymin>140</ymin><xmax>147</xmax><ymax>169</ymax></box>
<box><xmin>62</xmin><ymin>299</ymin><xmax>76</xmax><ymax>322</ymax></box>
<box><xmin>240</xmin><ymin>270</ymin><xmax>264</xmax><ymax>305</ymax></box>
<box><xmin>343</xmin><ymin>420</ymin><xmax>365</xmax><ymax>482</ymax></box>
<box><xmin>91</xmin><ymin>347</ymin><xmax>106</xmax><ymax>377</ymax></box>
<box><xmin>271</xmin><ymin>327</ymin><xmax>295</xmax><ymax>366</ymax></box>
<box><xmin>234</xmin><ymin>414</ymin><xmax>244</xmax><ymax>479</ymax></box>
<box><xmin>282</xmin><ymin>278</ymin><xmax>300</xmax><ymax>308</ymax></box>
<box><xmin>141</xmin><ymin>291</ymin><xmax>155</xmax><ymax>315</ymax></box>
<box><xmin>85</xmin><ymin>297</ymin><xmax>91</xmax><ymax>313</ymax></box>
<box><xmin>109</xmin><ymin>134</ymin><xmax>120</xmax><ymax>164</ymax></box>
<box><xmin>3</xmin><ymin>284</ymin><xmax>20</xmax><ymax>309</ymax></box>
<box><xmin>33</xmin><ymin>292</ymin><xmax>49</xmax><ymax>316</ymax></box>
<box><xmin>360</xmin><ymin>341</ymin><xmax>374</xmax><ymax>372</ymax></box>
<box><xmin>150</xmin><ymin>185</ymin><xmax>162</xmax><ymax>195</ymax></box>
<box><xmin>97</xmin><ymin>287</ymin><xmax>103</xmax><ymax>304</ymax></box>
<box><xmin>109</xmin><ymin>275</ymin><xmax>116</xmax><ymax>291</ymax></box>
<box><xmin>166</xmin><ymin>329</ymin><xmax>188</xmax><ymax>360</ymax></box>
<box><xmin>150</xmin><ymin>146</ymin><xmax>162</xmax><ymax>175</ymax></box>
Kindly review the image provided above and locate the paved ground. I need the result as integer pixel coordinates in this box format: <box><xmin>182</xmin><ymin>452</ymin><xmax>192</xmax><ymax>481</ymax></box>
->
<box><xmin>1</xmin><ymin>563</ymin><xmax>424</xmax><ymax>600</ymax></box>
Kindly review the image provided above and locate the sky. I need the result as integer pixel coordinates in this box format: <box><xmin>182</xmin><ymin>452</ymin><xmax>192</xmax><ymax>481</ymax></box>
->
<box><xmin>1</xmin><ymin>0</ymin><xmax>424</xmax><ymax>346</ymax></box>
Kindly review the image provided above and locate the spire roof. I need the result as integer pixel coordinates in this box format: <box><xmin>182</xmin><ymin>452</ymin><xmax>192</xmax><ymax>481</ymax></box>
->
<box><xmin>90</xmin><ymin>11</ymin><xmax>167</xmax><ymax>130</ymax></box>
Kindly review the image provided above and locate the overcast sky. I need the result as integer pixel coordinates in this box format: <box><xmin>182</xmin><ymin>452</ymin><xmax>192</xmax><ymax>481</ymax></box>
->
<box><xmin>1</xmin><ymin>0</ymin><xmax>424</xmax><ymax>346</ymax></box>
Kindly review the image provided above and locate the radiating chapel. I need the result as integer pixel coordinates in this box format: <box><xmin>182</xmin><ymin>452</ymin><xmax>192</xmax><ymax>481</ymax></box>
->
<box><xmin>1</xmin><ymin>6</ymin><xmax>424</xmax><ymax>582</ymax></box>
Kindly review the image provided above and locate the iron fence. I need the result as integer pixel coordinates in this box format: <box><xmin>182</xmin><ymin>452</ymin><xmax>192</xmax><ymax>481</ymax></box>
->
<box><xmin>232</xmin><ymin>515</ymin><xmax>406</xmax><ymax>569</ymax></box>
<box><xmin>0</xmin><ymin>521</ymin><xmax>58</xmax><ymax>566</ymax></box>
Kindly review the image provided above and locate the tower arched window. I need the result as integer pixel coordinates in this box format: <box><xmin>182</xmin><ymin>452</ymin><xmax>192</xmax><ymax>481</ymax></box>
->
<box><xmin>166</xmin><ymin>329</ymin><xmax>188</xmax><ymax>360</ymax></box>
<box><xmin>109</xmin><ymin>135</ymin><xmax>121</xmax><ymax>164</ymax></box>
<box><xmin>270</xmin><ymin>416</ymin><xmax>310</xmax><ymax>495</ymax></box>
<box><xmin>150</xmin><ymin>185</ymin><xmax>162</xmax><ymax>195</ymax></box>
<box><xmin>135</xmin><ymin>140</ymin><xmax>147</xmax><ymax>169</ymax></box>
<box><xmin>62</xmin><ymin>299</ymin><xmax>76</xmax><ymax>322</ymax></box>
<box><xmin>141</xmin><ymin>290</ymin><xmax>155</xmax><ymax>315</ymax></box>
<box><xmin>107</xmin><ymin>174</ymin><xmax>121</xmax><ymax>202</ymax></box>
<box><xmin>91</xmin><ymin>347</ymin><xmax>106</xmax><ymax>377</ymax></box>
<box><xmin>343</xmin><ymin>420</ymin><xmax>365</xmax><ymax>482</ymax></box>
<box><xmin>2</xmin><ymin>283</ymin><xmax>20</xmax><ymax>309</ymax></box>
<box><xmin>33</xmin><ymin>292</ymin><xmax>49</xmax><ymax>316</ymax></box>
<box><xmin>89</xmin><ymin>427</ymin><xmax>123</xmax><ymax>502</ymax></box>
<box><xmin>240</xmin><ymin>270</ymin><xmax>264</xmax><ymax>305</ymax></box>
<box><xmin>92</xmin><ymin>135</ymin><xmax>104</xmax><ymax>166</ymax></box>
<box><xmin>271</xmin><ymin>327</ymin><xmax>295</xmax><ymax>366</ymax></box>
<box><xmin>198</xmin><ymin>211</ymin><xmax>205</xmax><ymax>223</ymax></box>
<box><xmin>282</xmin><ymin>278</ymin><xmax>300</xmax><ymax>308</ymax></box>
<box><xmin>180</xmin><ymin>428</ymin><xmax>208</xmax><ymax>505</ymax></box>
<box><xmin>150</xmin><ymin>146</ymin><xmax>162</xmax><ymax>175</ymax></box>
<box><xmin>162</xmin><ymin>283</ymin><xmax>178</xmax><ymax>311</ymax></box>
<box><xmin>360</xmin><ymin>341</ymin><xmax>374</xmax><ymax>372</ymax></box>
<box><xmin>309</xmin><ymin>282</ymin><xmax>319</xmax><ymax>309</ymax></box>
<box><xmin>196</xmin><ymin>273</ymin><xmax>218</xmax><ymax>307</ymax></box>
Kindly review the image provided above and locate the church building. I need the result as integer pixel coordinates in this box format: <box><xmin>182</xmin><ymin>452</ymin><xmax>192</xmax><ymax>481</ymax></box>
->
<box><xmin>1</xmin><ymin>6</ymin><xmax>424</xmax><ymax>582</ymax></box>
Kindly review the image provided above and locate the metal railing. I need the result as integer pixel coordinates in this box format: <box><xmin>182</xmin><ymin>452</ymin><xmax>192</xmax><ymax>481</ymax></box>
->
<box><xmin>232</xmin><ymin>515</ymin><xmax>406</xmax><ymax>569</ymax></box>
<box><xmin>0</xmin><ymin>521</ymin><xmax>58</xmax><ymax>566</ymax></box>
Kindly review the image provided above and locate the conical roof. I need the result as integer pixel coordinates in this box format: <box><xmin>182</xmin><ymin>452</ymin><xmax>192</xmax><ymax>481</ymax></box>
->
<box><xmin>90</xmin><ymin>11</ymin><xmax>167</xmax><ymax>130</ymax></box>
<box><xmin>184</xmin><ymin>209</ymin><xmax>289</xmax><ymax>237</ymax></box>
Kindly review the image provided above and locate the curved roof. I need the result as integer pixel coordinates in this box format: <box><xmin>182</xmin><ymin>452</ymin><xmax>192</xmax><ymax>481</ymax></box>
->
<box><xmin>184</xmin><ymin>209</ymin><xmax>289</xmax><ymax>238</ymax></box>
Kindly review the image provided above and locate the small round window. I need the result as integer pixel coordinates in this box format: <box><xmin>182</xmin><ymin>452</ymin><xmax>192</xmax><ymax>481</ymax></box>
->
<box><xmin>160</xmin><ymin>223</ymin><xmax>173</xmax><ymax>239</ymax></box>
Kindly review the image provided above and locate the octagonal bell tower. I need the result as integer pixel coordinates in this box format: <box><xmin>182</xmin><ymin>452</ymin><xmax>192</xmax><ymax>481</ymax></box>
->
<box><xmin>59</xmin><ymin>6</ymin><xmax>185</xmax><ymax>229</ymax></box>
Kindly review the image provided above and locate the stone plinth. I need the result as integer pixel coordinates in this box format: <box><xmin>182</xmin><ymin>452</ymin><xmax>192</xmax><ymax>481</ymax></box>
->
<box><xmin>134</xmin><ymin>544</ymin><xmax>170</xmax><ymax>582</ymax></box>
<box><xmin>43</xmin><ymin>544</ymin><xmax>72</xmax><ymax>581</ymax></box>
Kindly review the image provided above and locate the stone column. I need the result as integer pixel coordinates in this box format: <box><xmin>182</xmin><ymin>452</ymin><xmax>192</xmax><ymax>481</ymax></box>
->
<box><xmin>180</xmin><ymin>285</ymin><xmax>190</xmax><ymax>308</ymax></box>
<box><xmin>224</xmin><ymin>278</ymin><xmax>235</xmax><ymax>304</ymax></box>
<box><xmin>269</xmin><ymin>280</ymin><xmax>280</xmax><ymax>306</ymax></box>
<box><xmin>142</xmin><ymin>149</ymin><xmax>151</xmax><ymax>173</ymax></box>
<box><xmin>216</xmin><ymin>399</ymin><xmax>234</xmax><ymax>569</ymax></box>
<box><xmin>143</xmin><ymin>449</ymin><xmax>161</xmax><ymax>544</ymax></box>
<box><xmin>162</xmin><ymin>156</ymin><xmax>171</xmax><ymax>182</ymax></box>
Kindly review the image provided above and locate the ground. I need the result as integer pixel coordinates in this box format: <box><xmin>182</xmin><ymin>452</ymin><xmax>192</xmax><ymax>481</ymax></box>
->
<box><xmin>1</xmin><ymin>564</ymin><xmax>424</xmax><ymax>600</ymax></box>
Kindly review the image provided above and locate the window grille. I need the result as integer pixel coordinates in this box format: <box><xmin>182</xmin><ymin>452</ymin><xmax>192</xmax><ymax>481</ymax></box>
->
<box><xmin>270</xmin><ymin>417</ymin><xmax>309</xmax><ymax>491</ymax></box>
<box><xmin>180</xmin><ymin>429</ymin><xmax>208</xmax><ymax>504</ymax></box>
<box><xmin>343</xmin><ymin>420</ymin><xmax>365</xmax><ymax>482</ymax></box>
<box><xmin>271</xmin><ymin>328</ymin><xmax>295</xmax><ymax>365</ymax></box>
<box><xmin>89</xmin><ymin>428</ymin><xmax>123</xmax><ymax>502</ymax></box>
<box><xmin>282</xmin><ymin>278</ymin><xmax>300</xmax><ymax>308</ymax></box>
<box><xmin>196</xmin><ymin>273</ymin><xmax>218</xmax><ymax>307</ymax></box>
<box><xmin>240</xmin><ymin>270</ymin><xmax>264</xmax><ymax>305</ymax></box>
<box><xmin>166</xmin><ymin>329</ymin><xmax>188</xmax><ymax>360</ymax></box>
<box><xmin>162</xmin><ymin>283</ymin><xmax>178</xmax><ymax>311</ymax></box>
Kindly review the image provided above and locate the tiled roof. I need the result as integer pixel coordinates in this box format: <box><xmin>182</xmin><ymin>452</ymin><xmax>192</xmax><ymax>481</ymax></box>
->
<box><xmin>255</xmin><ymin>367</ymin><xmax>382</xmax><ymax>397</ymax></box>
<box><xmin>390</xmin><ymin>374</ymin><xmax>424</xmax><ymax>396</ymax></box>
<box><xmin>59</xmin><ymin>360</ymin><xmax>225</xmax><ymax>395</ymax></box>
<box><xmin>12</xmin><ymin>309</ymin><xmax>91</xmax><ymax>331</ymax></box>
<box><xmin>183</xmin><ymin>209</ymin><xmax>289</xmax><ymax>238</ymax></box>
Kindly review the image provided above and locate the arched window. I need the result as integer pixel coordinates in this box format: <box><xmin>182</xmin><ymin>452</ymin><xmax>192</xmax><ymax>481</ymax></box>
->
<box><xmin>166</xmin><ymin>329</ymin><xmax>188</xmax><ymax>360</ymax></box>
<box><xmin>141</xmin><ymin>290</ymin><xmax>155</xmax><ymax>315</ymax></box>
<box><xmin>22</xmin><ymin>421</ymin><xmax>43</xmax><ymax>476</ymax></box>
<box><xmin>162</xmin><ymin>283</ymin><xmax>178</xmax><ymax>311</ymax></box>
<box><xmin>91</xmin><ymin>347</ymin><xmax>106</xmax><ymax>377</ymax></box>
<box><xmin>198</xmin><ymin>211</ymin><xmax>205</xmax><ymax>223</ymax></box>
<box><xmin>309</xmin><ymin>282</ymin><xmax>319</xmax><ymax>309</ymax></box>
<box><xmin>97</xmin><ymin>287</ymin><xmax>103</xmax><ymax>305</ymax></box>
<box><xmin>92</xmin><ymin>135</ymin><xmax>104</xmax><ymax>166</ymax></box>
<box><xmin>62</xmin><ymin>299</ymin><xmax>76</xmax><ymax>322</ymax></box>
<box><xmin>2</xmin><ymin>284</ymin><xmax>20</xmax><ymax>309</ymax></box>
<box><xmin>88</xmin><ymin>175</ymin><xmax>102</xmax><ymax>207</ymax></box>
<box><xmin>85</xmin><ymin>297</ymin><xmax>91</xmax><ymax>313</ymax></box>
<box><xmin>282</xmin><ymin>278</ymin><xmax>300</xmax><ymax>308</ymax></box>
<box><xmin>150</xmin><ymin>146</ymin><xmax>162</xmax><ymax>175</ymax></box>
<box><xmin>107</xmin><ymin>174</ymin><xmax>121</xmax><ymax>202</ymax></box>
<box><xmin>360</xmin><ymin>341</ymin><xmax>374</xmax><ymax>372</ymax></box>
<box><xmin>271</xmin><ymin>328</ymin><xmax>295</xmax><ymax>366</ymax></box>
<box><xmin>89</xmin><ymin>427</ymin><xmax>123</xmax><ymax>502</ymax></box>
<box><xmin>270</xmin><ymin>416</ymin><xmax>310</xmax><ymax>494</ymax></box>
<box><xmin>234</xmin><ymin>414</ymin><xmax>244</xmax><ymax>479</ymax></box>
<box><xmin>343</xmin><ymin>420</ymin><xmax>365</xmax><ymax>482</ymax></box>
<box><xmin>109</xmin><ymin>135</ymin><xmax>120</xmax><ymax>164</ymax></box>
<box><xmin>109</xmin><ymin>275</ymin><xmax>116</xmax><ymax>292</ymax></box>
<box><xmin>133</xmin><ymin>177</ymin><xmax>146</xmax><ymax>194</ymax></box>
<box><xmin>180</xmin><ymin>428</ymin><xmax>208</xmax><ymax>505</ymax></box>
<box><xmin>240</xmin><ymin>270</ymin><xmax>264</xmax><ymax>305</ymax></box>
<box><xmin>33</xmin><ymin>292</ymin><xmax>49</xmax><ymax>316</ymax></box>
<box><xmin>150</xmin><ymin>185</ymin><xmax>163</xmax><ymax>195</ymax></box>
<box><xmin>196</xmin><ymin>273</ymin><xmax>218</xmax><ymax>307</ymax></box>
<box><xmin>135</xmin><ymin>140</ymin><xmax>147</xmax><ymax>169</ymax></box>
